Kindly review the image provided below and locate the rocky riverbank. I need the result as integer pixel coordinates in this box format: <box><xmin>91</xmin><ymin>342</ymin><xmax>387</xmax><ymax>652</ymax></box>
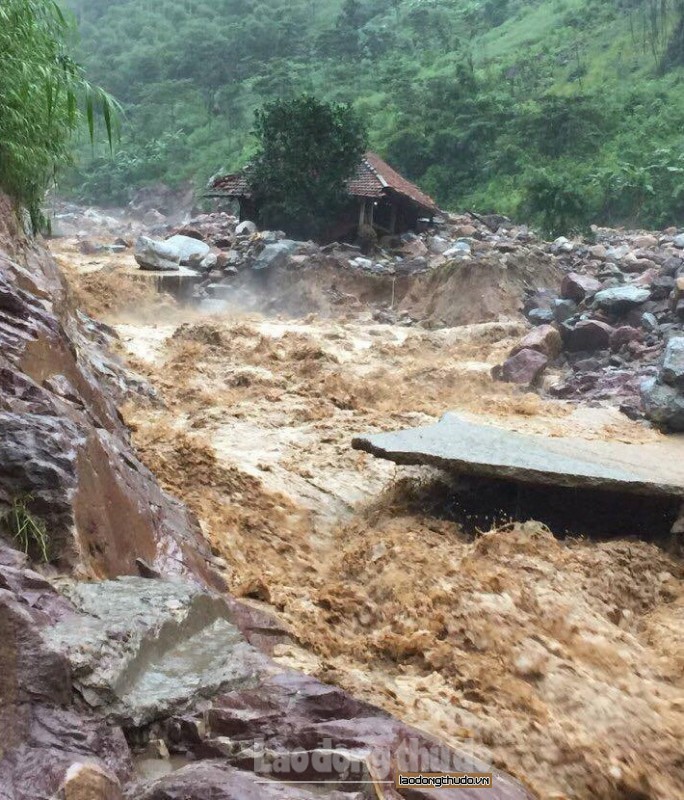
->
<box><xmin>0</xmin><ymin>195</ymin><xmax>534</xmax><ymax>799</ymax></box>
<box><xmin>61</xmin><ymin>197</ymin><xmax>684</xmax><ymax>432</ymax></box>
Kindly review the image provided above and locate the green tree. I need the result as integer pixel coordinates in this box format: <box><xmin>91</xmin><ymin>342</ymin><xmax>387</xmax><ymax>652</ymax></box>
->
<box><xmin>520</xmin><ymin>166</ymin><xmax>597</xmax><ymax>237</ymax></box>
<box><xmin>0</xmin><ymin>0</ymin><xmax>117</xmax><ymax>225</ymax></box>
<box><xmin>249</xmin><ymin>94</ymin><xmax>367</xmax><ymax>239</ymax></box>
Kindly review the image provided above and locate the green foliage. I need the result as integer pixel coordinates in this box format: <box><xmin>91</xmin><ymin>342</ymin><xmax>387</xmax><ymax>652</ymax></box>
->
<box><xmin>0</xmin><ymin>495</ymin><xmax>51</xmax><ymax>563</ymax></box>
<box><xmin>61</xmin><ymin>0</ymin><xmax>684</xmax><ymax>234</ymax></box>
<box><xmin>249</xmin><ymin>95</ymin><xmax>367</xmax><ymax>238</ymax></box>
<box><xmin>0</xmin><ymin>0</ymin><xmax>118</xmax><ymax>225</ymax></box>
<box><xmin>70</xmin><ymin>131</ymin><xmax>186</xmax><ymax>205</ymax></box>
<box><xmin>520</xmin><ymin>167</ymin><xmax>597</xmax><ymax>237</ymax></box>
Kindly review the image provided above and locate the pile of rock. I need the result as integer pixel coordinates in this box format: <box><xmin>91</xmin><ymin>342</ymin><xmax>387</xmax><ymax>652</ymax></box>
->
<box><xmin>499</xmin><ymin>229</ymin><xmax>684</xmax><ymax>430</ymax></box>
<box><xmin>642</xmin><ymin>337</ymin><xmax>684</xmax><ymax>430</ymax></box>
<box><xmin>130</xmin><ymin>210</ymin><xmax>556</xmax><ymax>305</ymax></box>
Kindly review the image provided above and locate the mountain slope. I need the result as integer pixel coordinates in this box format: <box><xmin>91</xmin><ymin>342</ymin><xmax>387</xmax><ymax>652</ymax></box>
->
<box><xmin>64</xmin><ymin>0</ymin><xmax>684</xmax><ymax>229</ymax></box>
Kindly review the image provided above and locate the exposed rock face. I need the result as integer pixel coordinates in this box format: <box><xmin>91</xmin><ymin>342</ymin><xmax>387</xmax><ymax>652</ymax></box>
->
<box><xmin>0</xmin><ymin>545</ymin><xmax>132</xmax><ymax>800</ymax></box>
<box><xmin>0</xmin><ymin>196</ymin><xmax>219</xmax><ymax>580</ymax></box>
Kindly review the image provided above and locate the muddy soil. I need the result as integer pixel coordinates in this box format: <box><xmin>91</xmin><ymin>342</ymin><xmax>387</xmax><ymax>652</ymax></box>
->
<box><xmin>54</xmin><ymin>238</ymin><xmax>684</xmax><ymax>800</ymax></box>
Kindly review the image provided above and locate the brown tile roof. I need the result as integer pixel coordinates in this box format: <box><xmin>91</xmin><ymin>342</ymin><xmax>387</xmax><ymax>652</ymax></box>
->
<box><xmin>207</xmin><ymin>171</ymin><xmax>253</xmax><ymax>197</ymax></box>
<box><xmin>207</xmin><ymin>152</ymin><xmax>439</xmax><ymax>213</ymax></box>
<box><xmin>353</xmin><ymin>153</ymin><xmax>440</xmax><ymax>213</ymax></box>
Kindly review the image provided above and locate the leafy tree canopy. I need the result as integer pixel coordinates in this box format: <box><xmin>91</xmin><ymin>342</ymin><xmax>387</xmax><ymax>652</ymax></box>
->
<box><xmin>249</xmin><ymin>95</ymin><xmax>367</xmax><ymax>239</ymax></box>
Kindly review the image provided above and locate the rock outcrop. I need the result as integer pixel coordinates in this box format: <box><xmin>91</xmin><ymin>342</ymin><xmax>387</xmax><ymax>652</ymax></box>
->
<box><xmin>0</xmin><ymin>197</ymin><xmax>218</xmax><ymax>583</ymax></box>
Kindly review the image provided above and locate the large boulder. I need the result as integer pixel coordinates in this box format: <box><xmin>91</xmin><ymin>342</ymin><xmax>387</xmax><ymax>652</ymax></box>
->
<box><xmin>164</xmin><ymin>234</ymin><xmax>211</xmax><ymax>266</ymax></box>
<box><xmin>235</xmin><ymin>220</ymin><xmax>257</xmax><ymax>236</ymax></box>
<box><xmin>500</xmin><ymin>348</ymin><xmax>549</xmax><ymax>385</ymax></box>
<box><xmin>562</xmin><ymin>319</ymin><xmax>614</xmax><ymax>352</ymax></box>
<box><xmin>561</xmin><ymin>272</ymin><xmax>602</xmax><ymax>302</ymax></box>
<box><xmin>48</xmin><ymin>577</ymin><xmax>271</xmax><ymax>727</ymax></box>
<box><xmin>593</xmin><ymin>285</ymin><xmax>651</xmax><ymax>314</ymax></box>
<box><xmin>641</xmin><ymin>378</ymin><xmax>684</xmax><ymax>431</ymax></box>
<box><xmin>252</xmin><ymin>241</ymin><xmax>298</xmax><ymax>271</ymax></box>
<box><xmin>135</xmin><ymin>236</ymin><xmax>211</xmax><ymax>270</ymax></box>
<box><xmin>661</xmin><ymin>337</ymin><xmax>684</xmax><ymax>388</ymax></box>
<box><xmin>134</xmin><ymin>236</ymin><xmax>180</xmax><ymax>271</ymax></box>
<box><xmin>511</xmin><ymin>324</ymin><xmax>562</xmax><ymax>359</ymax></box>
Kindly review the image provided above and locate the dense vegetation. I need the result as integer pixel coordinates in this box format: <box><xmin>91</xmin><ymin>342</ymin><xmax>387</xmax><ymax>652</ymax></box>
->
<box><xmin>0</xmin><ymin>0</ymin><xmax>115</xmax><ymax>226</ymax></box>
<box><xmin>64</xmin><ymin>0</ymin><xmax>684</xmax><ymax>232</ymax></box>
<box><xmin>249</xmin><ymin>96</ymin><xmax>367</xmax><ymax>238</ymax></box>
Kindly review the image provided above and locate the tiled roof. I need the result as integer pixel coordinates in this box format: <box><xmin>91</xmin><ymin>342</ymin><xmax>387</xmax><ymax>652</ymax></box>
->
<box><xmin>362</xmin><ymin>152</ymin><xmax>439</xmax><ymax>213</ymax></box>
<box><xmin>207</xmin><ymin>171</ymin><xmax>252</xmax><ymax>197</ymax></box>
<box><xmin>207</xmin><ymin>152</ymin><xmax>439</xmax><ymax>213</ymax></box>
<box><xmin>347</xmin><ymin>159</ymin><xmax>385</xmax><ymax>199</ymax></box>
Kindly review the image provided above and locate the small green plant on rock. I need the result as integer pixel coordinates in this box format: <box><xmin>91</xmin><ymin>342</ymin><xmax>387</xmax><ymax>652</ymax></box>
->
<box><xmin>0</xmin><ymin>495</ymin><xmax>51</xmax><ymax>562</ymax></box>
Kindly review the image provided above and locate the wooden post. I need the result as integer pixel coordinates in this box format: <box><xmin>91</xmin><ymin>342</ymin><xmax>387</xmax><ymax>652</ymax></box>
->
<box><xmin>389</xmin><ymin>204</ymin><xmax>397</xmax><ymax>234</ymax></box>
<box><xmin>358</xmin><ymin>200</ymin><xmax>366</xmax><ymax>230</ymax></box>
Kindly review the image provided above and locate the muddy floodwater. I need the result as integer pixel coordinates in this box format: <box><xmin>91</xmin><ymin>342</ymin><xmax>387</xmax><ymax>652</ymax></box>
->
<box><xmin>54</xmin><ymin>238</ymin><xmax>684</xmax><ymax>800</ymax></box>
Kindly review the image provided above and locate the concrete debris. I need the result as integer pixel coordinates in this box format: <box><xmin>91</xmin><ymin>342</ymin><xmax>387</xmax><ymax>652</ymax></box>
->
<box><xmin>353</xmin><ymin>412</ymin><xmax>684</xmax><ymax>497</ymax></box>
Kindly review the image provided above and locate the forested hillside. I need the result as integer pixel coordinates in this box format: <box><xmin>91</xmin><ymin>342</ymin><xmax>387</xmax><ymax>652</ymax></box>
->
<box><xmin>65</xmin><ymin>0</ymin><xmax>684</xmax><ymax>230</ymax></box>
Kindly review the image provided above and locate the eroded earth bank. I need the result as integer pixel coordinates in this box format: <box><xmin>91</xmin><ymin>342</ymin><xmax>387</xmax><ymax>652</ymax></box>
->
<box><xmin>1</xmin><ymin>198</ymin><xmax>683</xmax><ymax>800</ymax></box>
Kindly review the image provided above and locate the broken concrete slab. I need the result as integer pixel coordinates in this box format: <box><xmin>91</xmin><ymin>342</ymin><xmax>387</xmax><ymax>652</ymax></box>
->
<box><xmin>352</xmin><ymin>413</ymin><xmax>684</xmax><ymax>497</ymax></box>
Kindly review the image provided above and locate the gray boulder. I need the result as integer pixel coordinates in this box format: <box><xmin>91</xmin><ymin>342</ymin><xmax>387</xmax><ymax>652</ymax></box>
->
<box><xmin>164</xmin><ymin>234</ymin><xmax>211</xmax><ymax>265</ymax></box>
<box><xmin>48</xmin><ymin>577</ymin><xmax>269</xmax><ymax>726</ymax></box>
<box><xmin>673</xmin><ymin>233</ymin><xmax>684</xmax><ymax>249</ymax></box>
<box><xmin>641</xmin><ymin>378</ymin><xmax>684</xmax><ymax>431</ymax></box>
<box><xmin>593</xmin><ymin>285</ymin><xmax>650</xmax><ymax>314</ymax></box>
<box><xmin>443</xmin><ymin>240</ymin><xmax>471</xmax><ymax>257</ymax></box>
<box><xmin>252</xmin><ymin>240</ymin><xmax>298</xmax><ymax>271</ymax></box>
<box><xmin>235</xmin><ymin>220</ymin><xmax>258</xmax><ymax>236</ymax></box>
<box><xmin>527</xmin><ymin>308</ymin><xmax>555</xmax><ymax>326</ymax></box>
<box><xmin>199</xmin><ymin>252</ymin><xmax>218</xmax><ymax>271</ymax></box>
<box><xmin>554</xmin><ymin>298</ymin><xmax>577</xmax><ymax>323</ymax></box>
<box><xmin>135</xmin><ymin>236</ymin><xmax>181</xmax><ymax>271</ymax></box>
<box><xmin>662</xmin><ymin>337</ymin><xmax>684</xmax><ymax>388</ymax></box>
<box><xmin>605</xmin><ymin>244</ymin><xmax>631</xmax><ymax>262</ymax></box>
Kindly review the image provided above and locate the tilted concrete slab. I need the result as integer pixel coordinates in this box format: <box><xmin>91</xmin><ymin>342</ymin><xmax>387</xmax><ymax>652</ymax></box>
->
<box><xmin>352</xmin><ymin>413</ymin><xmax>684</xmax><ymax>497</ymax></box>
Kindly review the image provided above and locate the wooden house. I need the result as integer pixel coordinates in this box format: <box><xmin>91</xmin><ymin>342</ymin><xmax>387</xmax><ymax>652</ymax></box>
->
<box><xmin>207</xmin><ymin>151</ymin><xmax>439</xmax><ymax>241</ymax></box>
